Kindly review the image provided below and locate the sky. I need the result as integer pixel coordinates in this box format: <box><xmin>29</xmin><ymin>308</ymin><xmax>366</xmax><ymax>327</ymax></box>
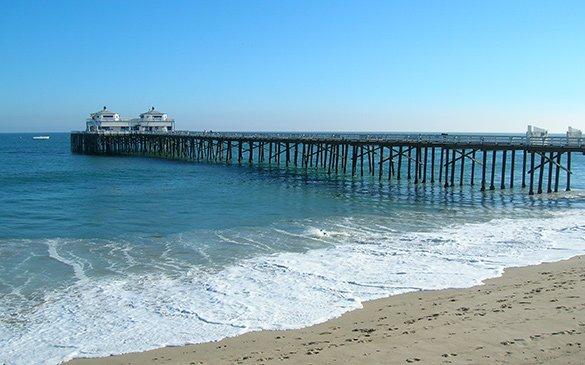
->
<box><xmin>1</xmin><ymin>0</ymin><xmax>584</xmax><ymax>133</ymax></box>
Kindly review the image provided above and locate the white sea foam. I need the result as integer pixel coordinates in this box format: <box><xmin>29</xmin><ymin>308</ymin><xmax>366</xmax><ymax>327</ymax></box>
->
<box><xmin>46</xmin><ymin>239</ymin><xmax>89</xmax><ymax>282</ymax></box>
<box><xmin>1</xmin><ymin>210</ymin><xmax>584</xmax><ymax>364</ymax></box>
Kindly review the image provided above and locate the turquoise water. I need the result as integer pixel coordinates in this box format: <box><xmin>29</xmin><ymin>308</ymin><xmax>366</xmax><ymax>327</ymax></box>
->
<box><xmin>1</xmin><ymin>133</ymin><xmax>584</xmax><ymax>364</ymax></box>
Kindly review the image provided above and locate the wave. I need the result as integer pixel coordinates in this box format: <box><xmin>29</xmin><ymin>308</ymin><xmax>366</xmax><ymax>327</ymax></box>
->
<box><xmin>1</xmin><ymin>210</ymin><xmax>584</xmax><ymax>364</ymax></box>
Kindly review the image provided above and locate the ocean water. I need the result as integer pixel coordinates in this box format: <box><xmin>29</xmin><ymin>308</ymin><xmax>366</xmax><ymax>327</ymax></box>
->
<box><xmin>1</xmin><ymin>133</ymin><xmax>584</xmax><ymax>364</ymax></box>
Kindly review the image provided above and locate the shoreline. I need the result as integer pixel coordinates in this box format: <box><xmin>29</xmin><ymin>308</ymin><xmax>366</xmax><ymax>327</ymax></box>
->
<box><xmin>68</xmin><ymin>255</ymin><xmax>585</xmax><ymax>364</ymax></box>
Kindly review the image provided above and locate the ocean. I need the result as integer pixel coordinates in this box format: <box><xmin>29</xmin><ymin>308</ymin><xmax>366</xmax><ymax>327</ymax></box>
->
<box><xmin>1</xmin><ymin>133</ymin><xmax>584</xmax><ymax>364</ymax></box>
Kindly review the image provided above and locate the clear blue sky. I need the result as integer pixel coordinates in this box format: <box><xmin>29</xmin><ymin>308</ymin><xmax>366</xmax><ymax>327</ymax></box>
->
<box><xmin>1</xmin><ymin>0</ymin><xmax>584</xmax><ymax>133</ymax></box>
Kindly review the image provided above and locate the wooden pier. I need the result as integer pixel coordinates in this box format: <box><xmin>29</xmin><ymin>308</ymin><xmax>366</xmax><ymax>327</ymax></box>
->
<box><xmin>71</xmin><ymin>132</ymin><xmax>584</xmax><ymax>195</ymax></box>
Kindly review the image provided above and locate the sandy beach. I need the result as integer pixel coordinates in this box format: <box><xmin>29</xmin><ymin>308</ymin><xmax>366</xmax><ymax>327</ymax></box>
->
<box><xmin>67</xmin><ymin>255</ymin><xmax>585</xmax><ymax>365</ymax></box>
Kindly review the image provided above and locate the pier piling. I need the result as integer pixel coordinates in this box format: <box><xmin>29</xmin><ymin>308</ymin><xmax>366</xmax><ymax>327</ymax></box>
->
<box><xmin>71</xmin><ymin>131</ymin><xmax>582</xmax><ymax>195</ymax></box>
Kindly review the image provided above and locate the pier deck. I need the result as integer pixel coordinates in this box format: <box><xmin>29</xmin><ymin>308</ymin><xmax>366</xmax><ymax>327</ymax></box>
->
<box><xmin>71</xmin><ymin>131</ymin><xmax>585</xmax><ymax>195</ymax></box>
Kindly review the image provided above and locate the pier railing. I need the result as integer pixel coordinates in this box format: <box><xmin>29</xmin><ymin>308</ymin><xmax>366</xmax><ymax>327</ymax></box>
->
<box><xmin>71</xmin><ymin>131</ymin><xmax>584</xmax><ymax>148</ymax></box>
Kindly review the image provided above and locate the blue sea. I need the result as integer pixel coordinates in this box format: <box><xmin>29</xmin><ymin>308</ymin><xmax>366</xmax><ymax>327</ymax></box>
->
<box><xmin>1</xmin><ymin>133</ymin><xmax>584</xmax><ymax>364</ymax></box>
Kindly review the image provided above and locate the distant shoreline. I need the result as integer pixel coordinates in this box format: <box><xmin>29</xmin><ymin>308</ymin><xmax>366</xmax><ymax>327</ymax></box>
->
<box><xmin>68</xmin><ymin>255</ymin><xmax>585</xmax><ymax>364</ymax></box>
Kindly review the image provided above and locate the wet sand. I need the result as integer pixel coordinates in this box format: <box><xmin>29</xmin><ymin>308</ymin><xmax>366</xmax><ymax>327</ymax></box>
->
<box><xmin>68</xmin><ymin>256</ymin><xmax>585</xmax><ymax>364</ymax></box>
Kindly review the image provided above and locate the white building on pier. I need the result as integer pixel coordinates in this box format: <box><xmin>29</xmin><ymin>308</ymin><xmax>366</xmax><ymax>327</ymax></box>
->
<box><xmin>136</xmin><ymin>107</ymin><xmax>175</xmax><ymax>132</ymax></box>
<box><xmin>86</xmin><ymin>106</ymin><xmax>175</xmax><ymax>132</ymax></box>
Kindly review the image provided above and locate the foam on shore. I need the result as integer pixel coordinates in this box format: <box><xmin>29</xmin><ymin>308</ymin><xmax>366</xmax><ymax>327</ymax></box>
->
<box><xmin>1</xmin><ymin>210</ymin><xmax>584</xmax><ymax>364</ymax></box>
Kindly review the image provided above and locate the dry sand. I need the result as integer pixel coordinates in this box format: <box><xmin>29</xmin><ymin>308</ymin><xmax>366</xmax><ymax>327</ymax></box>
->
<box><xmin>68</xmin><ymin>256</ymin><xmax>585</xmax><ymax>364</ymax></box>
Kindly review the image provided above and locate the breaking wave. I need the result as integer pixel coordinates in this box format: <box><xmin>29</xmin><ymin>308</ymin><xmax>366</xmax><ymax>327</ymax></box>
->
<box><xmin>1</xmin><ymin>209</ymin><xmax>584</xmax><ymax>364</ymax></box>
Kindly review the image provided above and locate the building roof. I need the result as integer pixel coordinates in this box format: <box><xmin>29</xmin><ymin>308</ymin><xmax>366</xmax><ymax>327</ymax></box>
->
<box><xmin>140</xmin><ymin>106</ymin><xmax>166</xmax><ymax>117</ymax></box>
<box><xmin>90</xmin><ymin>106</ymin><xmax>117</xmax><ymax>117</ymax></box>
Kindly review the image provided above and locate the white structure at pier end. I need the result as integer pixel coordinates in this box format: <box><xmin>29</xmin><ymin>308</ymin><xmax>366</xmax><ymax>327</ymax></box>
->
<box><xmin>86</xmin><ymin>106</ymin><xmax>175</xmax><ymax>132</ymax></box>
<box><xmin>136</xmin><ymin>107</ymin><xmax>175</xmax><ymax>132</ymax></box>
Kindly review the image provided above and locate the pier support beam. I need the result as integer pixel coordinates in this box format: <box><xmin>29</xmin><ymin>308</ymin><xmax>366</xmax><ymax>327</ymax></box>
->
<box><xmin>566</xmin><ymin>152</ymin><xmax>572</xmax><ymax>191</ymax></box>
<box><xmin>529</xmin><ymin>151</ymin><xmax>535</xmax><ymax>195</ymax></box>
<box><xmin>490</xmin><ymin>150</ymin><xmax>496</xmax><ymax>190</ymax></box>
<box><xmin>481</xmin><ymin>150</ymin><xmax>487</xmax><ymax>192</ymax></box>
<box><xmin>444</xmin><ymin>148</ymin><xmax>450</xmax><ymax>188</ymax></box>
<box><xmin>522</xmin><ymin>151</ymin><xmax>527</xmax><ymax>188</ymax></box>
<box><xmin>439</xmin><ymin>148</ymin><xmax>444</xmax><ymax>184</ymax></box>
<box><xmin>397</xmin><ymin>146</ymin><xmax>402</xmax><ymax>180</ymax></box>
<box><xmin>423</xmin><ymin>147</ymin><xmax>428</xmax><ymax>183</ymax></box>
<box><xmin>430</xmin><ymin>147</ymin><xmax>435</xmax><ymax>183</ymax></box>
<box><xmin>500</xmin><ymin>150</ymin><xmax>507</xmax><ymax>189</ymax></box>
<box><xmin>537</xmin><ymin>152</ymin><xmax>545</xmax><ymax>194</ymax></box>
<box><xmin>470</xmin><ymin>150</ymin><xmax>476</xmax><ymax>186</ymax></box>
<box><xmin>459</xmin><ymin>148</ymin><xmax>465</xmax><ymax>186</ymax></box>
<box><xmin>407</xmin><ymin>147</ymin><xmax>412</xmax><ymax>180</ymax></box>
<box><xmin>379</xmin><ymin>146</ymin><xmax>384</xmax><ymax>180</ymax></box>
<box><xmin>510</xmin><ymin>150</ymin><xmax>515</xmax><ymax>189</ymax></box>
<box><xmin>238</xmin><ymin>141</ymin><xmax>243</xmax><ymax>164</ymax></box>
<box><xmin>71</xmin><ymin>132</ymin><xmax>582</xmax><ymax>197</ymax></box>
<box><xmin>554</xmin><ymin>153</ymin><xmax>561</xmax><ymax>192</ymax></box>
<box><xmin>414</xmin><ymin>147</ymin><xmax>419</xmax><ymax>184</ymax></box>
<box><xmin>450</xmin><ymin>149</ymin><xmax>456</xmax><ymax>187</ymax></box>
